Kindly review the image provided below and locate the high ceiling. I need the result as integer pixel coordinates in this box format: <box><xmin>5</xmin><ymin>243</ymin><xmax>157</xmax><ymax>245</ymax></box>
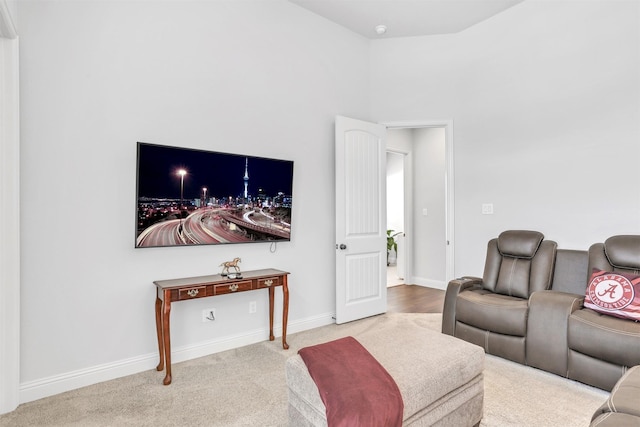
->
<box><xmin>288</xmin><ymin>0</ymin><xmax>524</xmax><ymax>39</ymax></box>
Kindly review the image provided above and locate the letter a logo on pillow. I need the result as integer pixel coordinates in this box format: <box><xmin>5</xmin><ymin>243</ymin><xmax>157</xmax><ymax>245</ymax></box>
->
<box><xmin>585</xmin><ymin>269</ymin><xmax>640</xmax><ymax>321</ymax></box>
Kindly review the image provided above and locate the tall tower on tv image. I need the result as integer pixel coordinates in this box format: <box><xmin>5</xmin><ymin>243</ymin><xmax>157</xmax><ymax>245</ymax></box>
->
<box><xmin>135</xmin><ymin>142</ymin><xmax>294</xmax><ymax>248</ymax></box>
<box><xmin>243</xmin><ymin>157</ymin><xmax>249</xmax><ymax>200</ymax></box>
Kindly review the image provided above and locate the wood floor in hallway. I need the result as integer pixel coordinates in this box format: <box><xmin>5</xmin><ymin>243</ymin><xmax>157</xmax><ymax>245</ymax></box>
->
<box><xmin>387</xmin><ymin>285</ymin><xmax>445</xmax><ymax>314</ymax></box>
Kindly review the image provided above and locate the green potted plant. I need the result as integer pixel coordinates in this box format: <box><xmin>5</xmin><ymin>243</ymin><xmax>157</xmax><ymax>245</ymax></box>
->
<box><xmin>387</xmin><ymin>230</ymin><xmax>402</xmax><ymax>266</ymax></box>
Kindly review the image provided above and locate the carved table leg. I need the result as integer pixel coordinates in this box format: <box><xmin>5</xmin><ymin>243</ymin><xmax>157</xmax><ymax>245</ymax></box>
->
<box><xmin>282</xmin><ymin>276</ymin><xmax>289</xmax><ymax>350</ymax></box>
<box><xmin>155</xmin><ymin>296</ymin><xmax>164</xmax><ymax>372</ymax></box>
<box><xmin>268</xmin><ymin>287</ymin><xmax>275</xmax><ymax>342</ymax></box>
<box><xmin>162</xmin><ymin>294</ymin><xmax>172</xmax><ymax>385</ymax></box>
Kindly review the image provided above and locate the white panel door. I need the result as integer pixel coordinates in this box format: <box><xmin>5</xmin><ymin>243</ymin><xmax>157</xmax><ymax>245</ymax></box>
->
<box><xmin>335</xmin><ymin>116</ymin><xmax>387</xmax><ymax>324</ymax></box>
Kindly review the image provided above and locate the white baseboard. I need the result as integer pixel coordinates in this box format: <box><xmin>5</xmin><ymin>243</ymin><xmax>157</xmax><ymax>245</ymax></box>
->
<box><xmin>19</xmin><ymin>312</ymin><xmax>335</xmax><ymax>404</ymax></box>
<box><xmin>411</xmin><ymin>277</ymin><xmax>447</xmax><ymax>290</ymax></box>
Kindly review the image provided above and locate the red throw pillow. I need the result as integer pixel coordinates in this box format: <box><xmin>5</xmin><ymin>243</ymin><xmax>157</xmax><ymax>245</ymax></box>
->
<box><xmin>584</xmin><ymin>269</ymin><xmax>640</xmax><ymax>321</ymax></box>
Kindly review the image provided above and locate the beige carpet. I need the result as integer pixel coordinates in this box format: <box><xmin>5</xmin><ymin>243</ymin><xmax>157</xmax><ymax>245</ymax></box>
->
<box><xmin>0</xmin><ymin>313</ymin><xmax>608</xmax><ymax>426</ymax></box>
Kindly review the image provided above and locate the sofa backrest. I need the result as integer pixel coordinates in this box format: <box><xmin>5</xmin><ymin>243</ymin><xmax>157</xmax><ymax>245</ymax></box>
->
<box><xmin>550</xmin><ymin>249</ymin><xmax>589</xmax><ymax>295</ymax></box>
<box><xmin>589</xmin><ymin>235</ymin><xmax>640</xmax><ymax>273</ymax></box>
<box><xmin>482</xmin><ymin>230</ymin><xmax>557</xmax><ymax>298</ymax></box>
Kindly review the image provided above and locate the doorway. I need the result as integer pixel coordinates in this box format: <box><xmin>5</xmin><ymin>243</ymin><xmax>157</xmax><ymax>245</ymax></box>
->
<box><xmin>385</xmin><ymin>121</ymin><xmax>454</xmax><ymax>290</ymax></box>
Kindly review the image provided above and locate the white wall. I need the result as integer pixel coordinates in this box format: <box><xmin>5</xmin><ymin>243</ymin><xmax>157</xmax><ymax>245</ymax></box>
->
<box><xmin>371</xmin><ymin>0</ymin><xmax>640</xmax><ymax>276</ymax></box>
<box><xmin>0</xmin><ymin>0</ymin><xmax>16</xmax><ymax>37</ymax></box>
<box><xmin>412</xmin><ymin>128</ymin><xmax>446</xmax><ymax>286</ymax></box>
<box><xmin>17</xmin><ymin>0</ymin><xmax>369</xmax><ymax>401</ymax></box>
<box><xmin>386</xmin><ymin>129</ymin><xmax>413</xmax><ymax>274</ymax></box>
<box><xmin>386</xmin><ymin>151</ymin><xmax>404</xmax><ymax>234</ymax></box>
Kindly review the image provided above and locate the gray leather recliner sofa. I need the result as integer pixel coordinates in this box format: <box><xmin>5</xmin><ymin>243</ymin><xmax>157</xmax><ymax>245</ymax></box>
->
<box><xmin>566</xmin><ymin>236</ymin><xmax>640</xmax><ymax>390</ymax></box>
<box><xmin>443</xmin><ymin>232</ymin><xmax>640</xmax><ymax>391</ymax></box>
<box><xmin>441</xmin><ymin>230</ymin><xmax>557</xmax><ymax>364</ymax></box>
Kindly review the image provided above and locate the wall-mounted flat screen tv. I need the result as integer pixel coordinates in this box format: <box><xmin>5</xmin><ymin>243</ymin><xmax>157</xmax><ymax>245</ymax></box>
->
<box><xmin>135</xmin><ymin>142</ymin><xmax>294</xmax><ymax>248</ymax></box>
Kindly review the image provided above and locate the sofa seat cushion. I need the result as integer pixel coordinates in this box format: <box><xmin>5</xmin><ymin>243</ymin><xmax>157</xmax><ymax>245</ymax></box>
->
<box><xmin>569</xmin><ymin>309</ymin><xmax>640</xmax><ymax>367</ymax></box>
<box><xmin>456</xmin><ymin>289</ymin><xmax>528</xmax><ymax>336</ymax></box>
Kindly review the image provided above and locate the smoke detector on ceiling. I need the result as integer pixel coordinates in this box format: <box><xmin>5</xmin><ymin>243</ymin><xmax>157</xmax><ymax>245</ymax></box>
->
<box><xmin>374</xmin><ymin>24</ymin><xmax>387</xmax><ymax>35</ymax></box>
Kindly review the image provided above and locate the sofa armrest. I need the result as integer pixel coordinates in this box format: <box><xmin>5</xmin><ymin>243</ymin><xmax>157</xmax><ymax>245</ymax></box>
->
<box><xmin>591</xmin><ymin>365</ymin><xmax>640</xmax><ymax>423</ymax></box>
<box><xmin>526</xmin><ymin>290</ymin><xmax>584</xmax><ymax>376</ymax></box>
<box><xmin>459</xmin><ymin>276</ymin><xmax>483</xmax><ymax>287</ymax></box>
<box><xmin>442</xmin><ymin>277</ymin><xmax>483</xmax><ymax>336</ymax></box>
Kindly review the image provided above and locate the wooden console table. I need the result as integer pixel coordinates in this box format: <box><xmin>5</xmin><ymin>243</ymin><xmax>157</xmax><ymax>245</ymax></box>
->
<box><xmin>154</xmin><ymin>268</ymin><xmax>289</xmax><ymax>385</ymax></box>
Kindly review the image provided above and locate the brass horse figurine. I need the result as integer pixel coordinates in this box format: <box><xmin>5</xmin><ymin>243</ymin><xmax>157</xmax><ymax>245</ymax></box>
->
<box><xmin>220</xmin><ymin>257</ymin><xmax>241</xmax><ymax>276</ymax></box>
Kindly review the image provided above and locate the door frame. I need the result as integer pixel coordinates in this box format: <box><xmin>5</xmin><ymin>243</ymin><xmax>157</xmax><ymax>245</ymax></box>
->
<box><xmin>0</xmin><ymin>0</ymin><xmax>20</xmax><ymax>414</ymax></box>
<box><xmin>382</xmin><ymin>120</ymin><xmax>455</xmax><ymax>285</ymax></box>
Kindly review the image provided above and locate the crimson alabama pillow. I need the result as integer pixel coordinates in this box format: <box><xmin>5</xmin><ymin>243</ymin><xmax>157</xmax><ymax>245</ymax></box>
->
<box><xmin>584</xmin><ymin>269</ymin><xmax>640</xmax><ymax>321</ymax></box>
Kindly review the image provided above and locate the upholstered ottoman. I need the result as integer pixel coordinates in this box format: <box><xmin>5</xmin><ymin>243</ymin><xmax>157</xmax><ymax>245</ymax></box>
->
<box><xmin>285</xmin><ymin>316</ymin><xmax>484</xmax><ymax>426</ymax></box>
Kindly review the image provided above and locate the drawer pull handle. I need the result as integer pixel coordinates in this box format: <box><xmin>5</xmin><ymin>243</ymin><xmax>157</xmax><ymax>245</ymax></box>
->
<box><xmin>187</xmin><ymin>289</ymin><xmax>199</xmax><ymax>297</ymax></box>
<box><xmin>229</xmin><ymin>284</ymin><xmax>239</xmax><ymax>292</ymax></box>
<box><xmin>264</xmin><ymin>279</ymin><xmax>273</xmax><ymax>287</ymax></box>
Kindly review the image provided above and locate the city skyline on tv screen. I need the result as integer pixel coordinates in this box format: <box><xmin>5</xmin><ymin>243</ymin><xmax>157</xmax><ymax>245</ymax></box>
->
<box><xmin>135</xmin><ymin>142</ymin><xmax>293</xmax><ymax>248</ymax></box>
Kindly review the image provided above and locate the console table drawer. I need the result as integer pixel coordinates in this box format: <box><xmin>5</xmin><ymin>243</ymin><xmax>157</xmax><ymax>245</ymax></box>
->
<box><xmin>178</xmin><ymin>286</ymin><xmax>207</xmax><ymax>300</ymax></box>
<box><xmin>214</xmin><ymin>280</ymin><xmax>252</xmax><ymax>295</ymax></box>
<box><xmin>257</xmin><ymin>276</ymin><xmax>281</xmax><ymax>289</ymax></box>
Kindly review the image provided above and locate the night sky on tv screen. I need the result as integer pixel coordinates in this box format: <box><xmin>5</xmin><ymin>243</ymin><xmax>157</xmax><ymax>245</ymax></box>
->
<box><xmin>136</xmin><ymin>143</ymin><xmax>294</xmax><ymax>200</ymax></box>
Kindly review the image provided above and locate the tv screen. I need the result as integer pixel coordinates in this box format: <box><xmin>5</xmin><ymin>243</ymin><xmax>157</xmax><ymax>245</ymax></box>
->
<box><xmin>135</xmin><ymin>142</ymin><xmax>294</xmax><ymax>248</ymax></box>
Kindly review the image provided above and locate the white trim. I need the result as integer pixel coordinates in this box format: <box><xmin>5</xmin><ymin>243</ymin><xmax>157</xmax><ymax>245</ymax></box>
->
<box><xmin>0</xmin><ymin>32</ymin><xmax>20</xmax><ymax>414</ymax></box>
<box><xmin>19</xmin><ymin>312</ymin><xmax>335</xmax><ymax>404</ymax></box>
<box><xmin>383</xmin><ymin>120</ymin><xmax>455</xmax><ymax>283</ymax></box>
<box><xmin>412</xmin><ymin>277</ymin><xmax>447</xmax><ymax>291</ymax></box>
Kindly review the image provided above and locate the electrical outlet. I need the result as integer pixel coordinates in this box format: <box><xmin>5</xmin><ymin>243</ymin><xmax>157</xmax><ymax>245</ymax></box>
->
<box><xmin>249</xmin><ymin>301</ymin><xmax>257</xmax><ymax>314</ymax></box>
<box><xmin>202</xmin><ymin>308</ymin><xmax>216</xmax><ymax>322</ymax></box>
<box><xmin>482</xmin><ymin>203</ymin><xmax>494</xmax><ymax>215</ymax></box>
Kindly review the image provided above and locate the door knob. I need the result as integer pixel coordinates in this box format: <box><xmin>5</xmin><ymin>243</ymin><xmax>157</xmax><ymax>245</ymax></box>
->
<box><xmin>339</xmin><ymin>244</ymin><xmax>347</xmax><ymax>250</ymax></box>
